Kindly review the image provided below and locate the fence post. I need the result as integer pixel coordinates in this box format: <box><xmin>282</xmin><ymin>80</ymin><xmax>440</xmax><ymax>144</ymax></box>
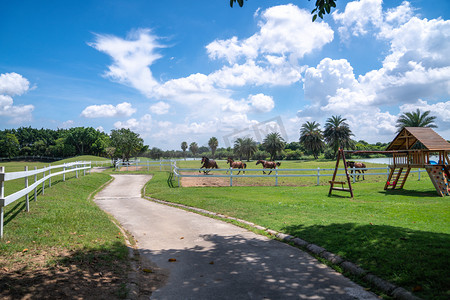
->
<box><xmin>317</xmin><ymin>168</ymin><xmax>320</xmax><ymax>185</ymax></box>
<box><xmin>34</xmin><ymin>166</ymin><xmax>37</xmax><ymax>201</ymax></box>
<box><xmin>63</xmin><ymin>164</ymin><xmax>66</xmax><ymax>182</ymax></box>
<box><xmin>76</xmin><ymin>163</ymin><xmax>79</xmax><ymax>178</ymax></box>
<box><xmin>49</xmin><ymin>165</ymin><xmax>52</xmax><ymax>187</ymax></box>
<box><xmin>1</xmin><ymin>166</ymin><xmax>5</xmax><ymax>238</ymax></box>
<box><xmin>418</xmin><ymin>168</ymin><xmax>421</xmax><ymax>181</ymax></box>
<box><xmin>230</xmin><ymin>169</ymin><xmax>233</xmax><ymax>187</ymax></box>
<box><xmin>25</xmin><ymin>166</ymin><xmax>29</xmax><ymax>212</ymax></box>
<box><xmin>42</xmin><ymin>166</ymin><xmax>45</xmax><ymax>195</ymax></box>
<box><xmin>352</xmin><ymin>167</ymin><xmax>356</xmax><ymax>183</ymax></box>
<box><xmin>275</xmin><ymin>168</ymin><xmax>278</xmax><ymax>187</ymax></box>
<box><xmin>147</xmin><ymin>161</ymin><xmax>149</xmax><ymax>172</ymax></box>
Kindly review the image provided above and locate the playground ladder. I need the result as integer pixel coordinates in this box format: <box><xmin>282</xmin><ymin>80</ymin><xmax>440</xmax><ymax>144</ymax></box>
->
<box><xmin>328</xmin><ymin>148</ymin><xmax>353</xmax><ymax>198</ymax></box>
<box><xmin>384</xmin><ymin>167</ymin><xmax>411</xmax><ymax>190</ymax></box>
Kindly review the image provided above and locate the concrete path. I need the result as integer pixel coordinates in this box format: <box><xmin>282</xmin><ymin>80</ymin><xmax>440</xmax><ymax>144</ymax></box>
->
<box><xmin>95</xmin><ymin>175</ymin><xmax>377</xmax><ymax>300</ymax></box>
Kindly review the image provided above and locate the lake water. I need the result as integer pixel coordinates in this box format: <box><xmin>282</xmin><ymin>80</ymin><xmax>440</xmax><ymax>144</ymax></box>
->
<box><xmin>354</xmin><ymin>156</ymin><xmax>440</xmax><ymax>165</ymax></box>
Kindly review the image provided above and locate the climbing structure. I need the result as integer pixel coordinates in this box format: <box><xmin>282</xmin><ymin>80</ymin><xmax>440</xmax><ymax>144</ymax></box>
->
<box><xmin>426</xmin><ymin>165</ymin><xmax>450</xmax><ymax>197</ymax></box>
<box><xmin>384</xmin><ymin>127</ymin><xmax>450</xmax><ymax>197</ymax></box>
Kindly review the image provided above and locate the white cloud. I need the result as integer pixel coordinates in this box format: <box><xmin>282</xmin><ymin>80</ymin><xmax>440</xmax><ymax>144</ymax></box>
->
<box><xmin>114</xmin><ymin>114</ymin><xmax>153</xmax><ymax>137</ymax></box>
<box><xmin>0</xmin><ymin>72</ymin><xmax>34</xmax><ymax>123</ymax></box>
<box><xmin>81</xmin><ymin>102</ymin><xmax>136</xmax><ymax>118</ymax></box>
<box><xmin>333</xmin><ymin>0</ymin><xmax>383</xmax><ymax>41</ymax></box>
<box><xmin>61</xmin><ymin>120</ymin><xmax>75</xmax><ymax>128</ymax></box>
<box><xmin>149</xmin><ymin>101</ymin><xmax>170</xmax><ymax>115</ymax></box>
<box><xmin>248</xmin><ymin>93</ymin><xmax>274</xmax><ymax>113</ymax></box>
<box><xmin>207</xmin><ymin>4</ymin><xmax>334</xmax><ymax>63</ymax></box>
<box><xmin>400</xmin><ymin>99</ymin><xmax>450</xmax><ymax>123</ymax></box>
<box><xmin>0</xmin><ymin>72</ymin><xmax>30</xmax><ymax>96</ymax></box>
<box><xmin>89</xmin><ymin>28</ymin><xmax>164</xmax><ymax>97</ymax></box>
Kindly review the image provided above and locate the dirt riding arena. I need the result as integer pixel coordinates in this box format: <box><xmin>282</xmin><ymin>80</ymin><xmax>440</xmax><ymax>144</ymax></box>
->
<box><xmin>181</xmin><ymin>172</ymin><xmax>230</xmax><ymax>187</ymax></box>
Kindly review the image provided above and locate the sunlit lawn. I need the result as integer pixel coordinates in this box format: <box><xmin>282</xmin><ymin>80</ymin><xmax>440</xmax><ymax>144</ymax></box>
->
<box><xmin>144</xmin><ymin>162</ymin><xmax>450</xmax><ymax>300</ymax></box>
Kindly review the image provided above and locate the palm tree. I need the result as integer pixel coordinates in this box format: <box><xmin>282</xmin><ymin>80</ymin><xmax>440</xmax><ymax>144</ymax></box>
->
<box><xmin>299</xmin><ymin>121</ymin><xmax>324</xmax><ymax>159</ymax></box>
<box><xmin>181</xmin><ymin>141</ymin><xmax>188</xmax><ymax>160</ymax></box>
<box><xmin>263</xmin><ymin>132</ymin><xmax>286</xmax><ymax>161</ymax></box>
<box><xmin>208</xmin><ymin>137</ymin><xmax>219</xmax><ymax>158</ymax></box>
<box><xmin>396</xmin><ymin>109</ymin><xmax>437</xmax><ymax>132</ymax></box>
<box><xmin>234</xmin><ymin>137</ymin><xmax>257</xmax><ymax>161</ymax></box>
<box><xmin>189</xmin><ymin>142</ymin><xmax>198</xmax><ymax>157</ymax></box>
<box><xmin>323</xmin><ymin>115</ymin><xmax>354</xmax><ymax>156</ymax></box>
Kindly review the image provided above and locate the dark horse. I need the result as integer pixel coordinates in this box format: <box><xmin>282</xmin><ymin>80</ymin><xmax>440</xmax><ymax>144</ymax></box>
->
<box><xmin>226</xmin><ymin>158</ymin><xmax>247</xmax><ymax>175</ymax></box>
<box><xmin>200</xmin><ymin>156</ymin><xmax>219</xmax><ymax>174</ymax></box>
<box><xmin>346</xmin><ymin>161</ymin><xmax>367</xmax><ymax>180</ymax></box>
<box><xmin>256</xmin><ymin>160</ymin><xmax>281</xmax><ymax>175</ymax></box>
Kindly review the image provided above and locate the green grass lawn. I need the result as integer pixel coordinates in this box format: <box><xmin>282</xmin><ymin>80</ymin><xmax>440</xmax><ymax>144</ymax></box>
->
<box><xmin>0</xmin><ymin>159</ymin><xmax>129</xmax><ymax>298</ymax></box>
<box><xmin>145</xmin><ymin>165</ymin><xmax>450</xmax><ymax>300</ymax></box>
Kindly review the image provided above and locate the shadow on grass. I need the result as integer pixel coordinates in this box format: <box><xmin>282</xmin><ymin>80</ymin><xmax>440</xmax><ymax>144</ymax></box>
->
<box><xmin>380</xmin><ymin>188</ymin><xmax>439</xmax><ymax>198</ymax></box>
<box><xmin>0</xmin><ymin>241</ymin><xmax>129</xmax><ymax>299</ymax></box>
<box><xmin>282</xmin><ymin>223</ymin><xmax>450</xmax><ymax>300</ymax></box>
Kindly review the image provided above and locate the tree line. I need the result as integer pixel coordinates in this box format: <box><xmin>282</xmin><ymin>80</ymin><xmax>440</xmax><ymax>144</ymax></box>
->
<box><xmin>0</xmin><ymin>127</ymin><xmax>146</xmax><ymax>161</ymax></box>
<box><xmin>0</xmin><ymin>109</ymin><xmax>438</xmax><ymax>161</ymax></box>
<box><xmin>177</xmin><ymin>110</ymin><xmax>438</xmax><ymax>161</ymax></box>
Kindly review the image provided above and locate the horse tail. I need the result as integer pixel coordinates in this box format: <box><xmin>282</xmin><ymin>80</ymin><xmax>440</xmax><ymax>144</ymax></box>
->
<box><xmin>214</xmin><ymin>162</ymin><xmax>219</xmax><ymax>169</ymax></box>
<box><xmin>243</xmin><ymin>163</ymin><xmax>247</xmax><ymax>169</ymax></box>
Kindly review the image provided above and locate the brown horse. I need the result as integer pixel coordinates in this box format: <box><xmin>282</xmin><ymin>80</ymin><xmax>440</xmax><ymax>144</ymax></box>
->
<box><xmin>256</xmin><ymin>160</ymin><xmax>281</xmax><ymax>175</ymax></box>
<box><xmin>346</xmin><ymin>161</ymin><xmax>367</xmax><ymax>180</ymax></box>
<box><xmin>200</xmin><ymin>156</ymin><xmax>219</xmax><ymax>174</ymax></box>
<box><xmin>226</xmin><ymin>158</ymin><xmax>247</xmax><ymax>175</ymax></box>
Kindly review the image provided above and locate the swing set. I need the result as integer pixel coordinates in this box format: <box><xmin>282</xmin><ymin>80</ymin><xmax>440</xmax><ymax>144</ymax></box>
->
<box><xmin>329</xmin><ymin>127</ymin><xmax>450</xmax><ymax>198</ymax></box>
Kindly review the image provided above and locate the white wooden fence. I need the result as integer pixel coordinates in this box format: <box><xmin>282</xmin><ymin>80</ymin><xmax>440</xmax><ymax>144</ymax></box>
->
<box><xmin>172</xmin><ymin>162</ymin><xmax>425</xmax><ymax>187</ymax></box>
<box><xmin>115</xmin><ymin>159</ymin><xmax>174</xmax><ymax>171</ymax></box>
<box><xmin>0</xmin><ymin>161</ymin><xmax>91</xmax><ymax>238</ymax></box>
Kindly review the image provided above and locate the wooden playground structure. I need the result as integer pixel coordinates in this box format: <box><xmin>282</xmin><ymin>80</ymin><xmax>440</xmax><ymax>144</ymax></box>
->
<box><xmin>329</xmin><ymin>127</ymin><xmax>450</xmax><ymax>197</ymax></box>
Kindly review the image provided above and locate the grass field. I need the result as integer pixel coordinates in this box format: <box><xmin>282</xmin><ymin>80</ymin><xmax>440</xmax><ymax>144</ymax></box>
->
<box><xmin>0</xmin><ymin>157</ymin><xmax>129</xmax><ymax>298</ymax></box>
<box><xmin>144</xmin><ymin>161</ymin><xmax>450</xmax><ymax>300</ymax></box>
<box><xmin>2</xmin><ymin>157</ymin><xmax>449</xmax><ymax>298</ymax></box>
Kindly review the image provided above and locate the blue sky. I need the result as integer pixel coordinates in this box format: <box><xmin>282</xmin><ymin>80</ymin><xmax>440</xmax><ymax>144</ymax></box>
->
<box><xmin>1</xmin><ymin>0</ymin><xmax>449</xmax><ymax>150</ymax></box>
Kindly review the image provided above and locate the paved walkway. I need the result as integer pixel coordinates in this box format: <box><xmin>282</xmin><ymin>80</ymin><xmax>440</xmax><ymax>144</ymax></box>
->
<box><xmin>95</xmin><ymin>174</ymin><xmax>377</xmax><ymax>300</ymax></box>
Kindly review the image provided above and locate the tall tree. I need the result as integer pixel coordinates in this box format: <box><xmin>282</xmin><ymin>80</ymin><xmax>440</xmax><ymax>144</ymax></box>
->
<box><xmin>263</xmin><ymin>132</ymin><xmax>286</xmax><ymax>161</ymax></box>
<box><xmin>323</xmin><ymin>115</ymin><xmax>354</xmax><ymax>156</ymax></box>
<box><xmin>0</xmin><ymin>133</ymin><xmax>20</xmax><ymax>158</ymax></box>
<box><xmin>208</xmin><ymin>137</ymin><xmax>219</xmax><ymax>158</ymax></box>
<box><xmin>110</xmin><ymin>128</ymin><xmax>144</xmax><ymax>161</ymax></box>
<box><xmin>395</xmin><ymin>109</ymin><xmax>437</xmax><ymax>132</ymax></box>
<box><xmin>234</xmin><ymin>137</ymin><xmax>257</xmax><ymax>161</ymax></box>
<box><xmin>181</xmin><ymin>141</ymin><xmax>188</xmax><ymax>160</ymax></box>
<box><xmin>189</xmin><ymin>142</ymin><xmax>199</xmax><ymax>157</ymax></box>
<box><xmin>299</xmin><ymin>121</ymin><xmax>324</xmax><ymax>159</ymax></box>
<box><xmin>229</xmin><ymin>0</ymin><xmax>337</xmax><ymax>22</ymax></box>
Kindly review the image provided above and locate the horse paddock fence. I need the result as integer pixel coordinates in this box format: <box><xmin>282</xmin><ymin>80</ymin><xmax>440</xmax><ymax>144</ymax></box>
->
<box><xmin>172</xmin><ymin>162</ymin><xmax>426</xmax><ymax>187</ymax></box>
<box><xmin>0</xmin><ymin>161</ymin><xmax>91</xmax><ymax>238</ymax></box>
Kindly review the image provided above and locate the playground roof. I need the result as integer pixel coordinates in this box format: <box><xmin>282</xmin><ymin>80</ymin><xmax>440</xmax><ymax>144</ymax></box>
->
<box><xmin>386</xmin><ymin>127</ymin><xmax>450</xmax><ymax>151</ymax></box>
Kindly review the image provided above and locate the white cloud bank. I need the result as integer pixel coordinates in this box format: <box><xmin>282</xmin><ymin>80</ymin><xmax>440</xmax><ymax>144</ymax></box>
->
<box><xmin>0</xmin><ymin>72</ymin><xmax>34</xmax><ymax>123</ymax></box>
<box><xmin>90</xmin><ymin>4</ymin><xmax>334</xmax><ymax>142</ymax></box>
<box><xmin>296</xmin><ymin>0</ymin><xmax>450</xmax><ymax>142</ymax></box>
<box><xmin>91</xmin><ymin>1</ymin><xmax>450</xmax><ymax>146</ymax></box>
<box><xmin>81</xmin><ymin>102</ymin><xmax>136</xmax><ymax>118</ymax></box>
